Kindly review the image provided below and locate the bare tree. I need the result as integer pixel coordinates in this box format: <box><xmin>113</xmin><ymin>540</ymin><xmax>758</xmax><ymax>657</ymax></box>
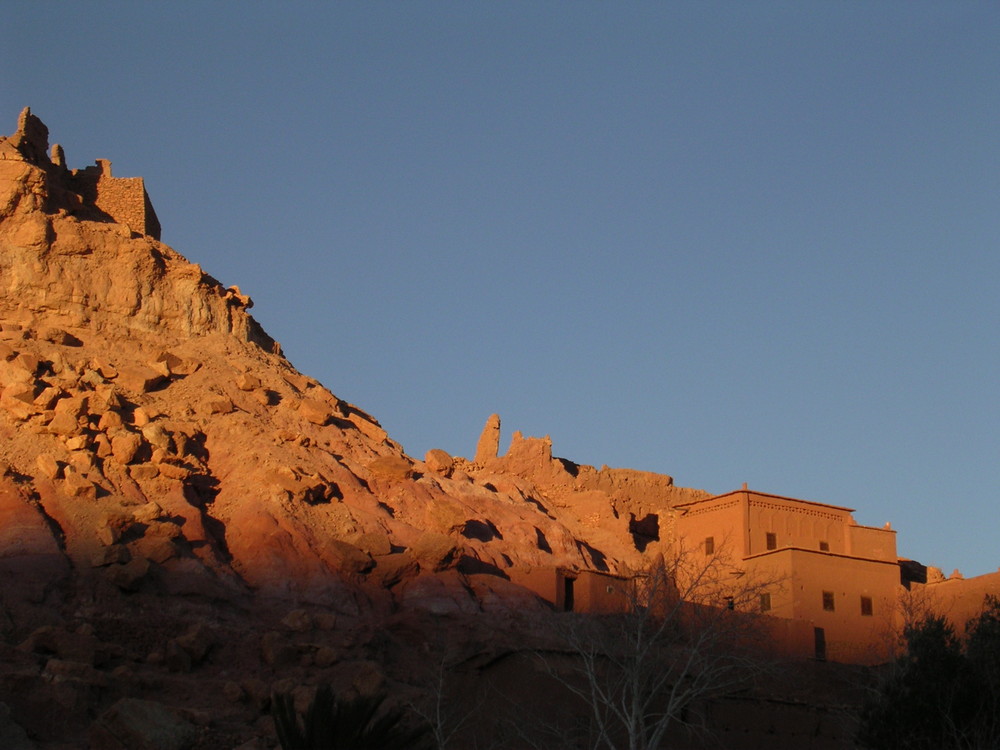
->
<box><xmin>538</xmin><ymin>544</ymin><xmax>781</xmax><ymax>750</ymax></box>
<box><xmin>407</xmin><ymin>638</ymin><xmax>507</xmax><ymax>750</ymax></box>
<box><xmin>409</xmin><ymin>649</ymin><xmax>480</xmax><ymax>750</ymax></box>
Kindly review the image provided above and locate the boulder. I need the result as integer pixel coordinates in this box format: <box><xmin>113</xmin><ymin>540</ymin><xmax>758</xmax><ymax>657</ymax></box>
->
<box><xmin>398</xmin><ymin>571</ymin><xmax>479</xmax><ymax>615</ymax></box>
<box><xmin>281</xmin><ymin>609</ymin><xmax>313</xmax><ymax>633</ymax></box>
<box><xmin>298</xmin><ymin>397</ymin><xmax>332</xmax><ymax>425</ymax></box>
<box><xmin>235</xmin><ymin>372</ymin><xmax>260</xmax><ymax>391</ymax></box>
<box><xmin>323</xmin><ymin>540</ymin><xmax>375</xmax><ymax>575</ymax></box>
<box><xmin>116</xmin><ymin>366</ymin><xmax>167</xmax><ymax>394</ymax></box>
<box><xmin>425</xmin><ymin>448</ymin><xmax>454</xmax><ymax>476</ymax></box>
<box><xmin>171</xmin><ymin>623</ymin><xmax>215</xmax><ymax>666</ymax></box>
<box><xmin>366</xmin><ymin>455</ymin><xmax>414</xmax><ymax>481</ymax></box>
<box><xmin>35</xmin><ymin>453</ymin><xmax>61</xmax><ymax>480</ymax></box>
<box><xmin>411</xmin><ymin>532</ymin><xmax>460</xmax><ymax>571</ymax></box>
<box><xmin>199</xmin><ymin>395</ymin><xmax>233</xmax><ymax>415</ymax></box>
<box><xmin>46</xmin><ymin>410</ymin><xmax>80</xmax><ymax>436</ymax></box>
<box><xmin>259</xmin><ymin>631</ymin><xmax>298</xmax><ymax>669</ymax></box>
<box><xmin>89</xmin><ymin>698</ymin><xmax>197</xmax><ymax>750</ymax></box>
<box><xmin>110</xmin><ymin>431</ymin><xmax>144</xmax><ymax>464</ymax></box>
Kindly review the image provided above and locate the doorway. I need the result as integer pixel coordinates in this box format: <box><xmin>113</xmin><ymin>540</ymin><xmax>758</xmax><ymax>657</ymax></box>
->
<box><xmin>814</xmin><ymin>627</ymin><xmax>826</xmax><ymax>661</ymax></box>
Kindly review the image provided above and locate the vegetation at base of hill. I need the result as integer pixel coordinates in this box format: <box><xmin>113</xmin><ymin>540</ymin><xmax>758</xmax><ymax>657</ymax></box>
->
<box><xmin>858</xmin><ymin>595</ymin><xmax>1000</xmax><ymax>750</ymax></box>
<box><xmin>265</xmin><ymin>548</ymin><xmax>780</xmax><ymax>750</ymax></box>
<box><xmin>531</xmin><ymin>549</ymin><xmax>778</xmax><ymax>750</ymax></box>
<box><xmin>271</xmin><ymin>684</ymin><xmax>432</xmax><ymax>750</ymax></box>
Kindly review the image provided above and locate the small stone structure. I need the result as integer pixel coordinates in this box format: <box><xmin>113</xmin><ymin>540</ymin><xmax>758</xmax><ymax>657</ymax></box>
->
<box><xmin>1</xmin><ymin>107</ymin><xmax>160</xmax><ymax>240</ymax></box>
<box><xmin>510</xmin><ymin>566</ymin><xmax>630</xmax><ymax>614</ymax></box>
<box><xmin>69</xmin><ymin>158</ymin><xmax>161</xmax><ymax>240</ymax></box>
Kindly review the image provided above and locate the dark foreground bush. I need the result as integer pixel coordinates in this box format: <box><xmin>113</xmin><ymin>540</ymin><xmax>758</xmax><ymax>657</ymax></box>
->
<box><xmin>271</xmin><ymin>684</ymin><xmax>432</xmax><ymax>750</ymax></box>
<box><xmin>858</xmin><ymin>595</ymin><xmax>1000</xmax><ymax>750</ymax></box>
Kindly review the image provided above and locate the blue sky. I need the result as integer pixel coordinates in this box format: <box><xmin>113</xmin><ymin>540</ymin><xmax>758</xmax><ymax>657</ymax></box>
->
<box><xmin>4</xmin><ymin>2</ymin><xmax>998</xmax><ymax>576</ymax></box>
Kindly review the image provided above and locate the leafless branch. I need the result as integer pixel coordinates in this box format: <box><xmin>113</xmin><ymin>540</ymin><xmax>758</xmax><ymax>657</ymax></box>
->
<box><xmin>536</xmin><ymin>542</ymin><xmax>782</xmax><ymax>750</ymax></box>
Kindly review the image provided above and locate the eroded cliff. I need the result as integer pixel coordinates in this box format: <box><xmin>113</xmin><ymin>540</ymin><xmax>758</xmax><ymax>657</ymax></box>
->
<box><xmin>0</xmin><ymin>109</ymin><xmax>732</xmax><ymax>748</ymax></box>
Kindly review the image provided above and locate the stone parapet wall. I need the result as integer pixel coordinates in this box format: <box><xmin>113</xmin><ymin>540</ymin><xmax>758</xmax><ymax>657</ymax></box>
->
<box><xmin>70</xmin><ymin>160</ymin><xmax>161</xmax><ymax>240</ymax></box>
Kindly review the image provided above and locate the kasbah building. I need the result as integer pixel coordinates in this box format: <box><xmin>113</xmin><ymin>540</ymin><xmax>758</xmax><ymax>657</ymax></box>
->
<box><xmin>674</xmin><ymin>488</ymin><xmax>900</xmax><ymax>664</ymax></box>
<box><xmin>671</xmin><ymin>487</ymin><xmax>1000</xmax><ymax>664</ymax></box>
<box><xmin>521</xmin><ymin>485</ymin><xmax>1000</xmax><ymax>666</ymax></box>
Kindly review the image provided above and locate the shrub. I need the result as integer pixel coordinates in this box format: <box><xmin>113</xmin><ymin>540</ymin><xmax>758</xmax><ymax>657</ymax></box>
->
<box><xmin>271</xmin><ymin>685</ymin><xmax>432</xmax><ymax>750</ymax></box>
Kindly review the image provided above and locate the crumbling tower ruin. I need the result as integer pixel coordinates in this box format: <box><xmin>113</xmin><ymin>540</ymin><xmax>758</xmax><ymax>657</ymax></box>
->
<box><xmin>0</xmin><ymin>107</ymin><xmax>161</xmax><ymax>240</ymax></box>
<box><xmin>69</xmin><ymin>158</ymin><xmax>161</xmax><ymax>240</ymax></box>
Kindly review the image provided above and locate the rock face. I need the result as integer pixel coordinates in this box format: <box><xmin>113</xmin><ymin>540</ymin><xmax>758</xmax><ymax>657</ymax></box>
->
<box><xmin>0</xmin><ymin>109</ymin><xmax>707</xmax><ymax>610</ymax></box>
<box><xmin>0</xmin><ymin>109</ymin><xmax>716</xmax><ymax>748</ymax></box>
<box><xmin>474</xmin><ymin>412</ymin><xmax>501</xmax><ymax>463</ymax></box>
<box><xmin>0</xmin><ymin>108</ymin><xmax>273</xmax><ymax>350</ymax></box>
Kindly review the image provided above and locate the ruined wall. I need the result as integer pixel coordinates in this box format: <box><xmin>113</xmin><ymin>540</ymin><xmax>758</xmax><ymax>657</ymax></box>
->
<box><xmin>705</xmin><ymin>694</ymin><xmax>860</xmax><ymax>750</ymax></box>
<box><xmin>70</xmin><ymin>159</ymin><xmax>161</xmax><ymax>240</ymax></box>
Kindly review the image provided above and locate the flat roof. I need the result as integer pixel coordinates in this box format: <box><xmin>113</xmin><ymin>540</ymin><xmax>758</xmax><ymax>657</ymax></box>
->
<box><xmin>674</xmin><ymin>488</ymin><xmax>855</xmax><ymax>514</ymax></box>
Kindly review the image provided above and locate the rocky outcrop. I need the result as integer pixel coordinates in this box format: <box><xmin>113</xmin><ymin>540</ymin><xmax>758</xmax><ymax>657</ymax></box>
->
<box><xmin>0</xmin><ymin>108</ymin><xmax>275</xmax><ymax>351</ymax></box>
<box><xmin>473</xmin><ymin>412</ymin><xmax>501</xmax><ymax>463</ymax></box>
<box><xmin>0</xmin><ymin>109</ymin><xmax>717</xmax><ymax>612</ymax></box>
<box><xmin>0</xmin><ymin>110</ymin><xmax>721</xmax><ymax>748</ymax></box>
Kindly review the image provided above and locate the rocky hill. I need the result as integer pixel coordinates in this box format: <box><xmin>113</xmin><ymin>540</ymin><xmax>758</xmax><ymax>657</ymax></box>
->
<box><xmin>0</xmin><ymin>109</ymin><xmax>747</xmax><ymax>749</ymax></box>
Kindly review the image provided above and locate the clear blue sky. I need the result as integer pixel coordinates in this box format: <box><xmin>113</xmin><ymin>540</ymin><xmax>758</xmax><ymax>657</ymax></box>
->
<box><xmin>4</xmin><ymin>2</ymin><xmax>998</xmax><ymax>576</ymax></box>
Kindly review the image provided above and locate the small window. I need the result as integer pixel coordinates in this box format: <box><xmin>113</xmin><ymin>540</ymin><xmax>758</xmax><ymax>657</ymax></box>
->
<box><xmin>861</xmin><ymin>596</ymin><xmax>873</xmax><ymax>616</ymax></box>
<box><xmin>704</xmin><ymin>536</ymin><xmax>714</xmax><ymax>555</ymax></box>
<box><xmin>819</xmin><ymin>541</ymin><xmax>830</xmax><ymax>552</ymax></box>
<box><xmin>765</xmin><ymin>533</ymin><xmax>777</xmax><ymax>551</ymax></box>
<box><xmin>760</xmin><ymin>593</ymin><xmax>771</xmax><ymax>612</ymax></box>
<box><xmin>822</xmin><ymin>591</ymin><xmax>835</xmax><ymax>611</ymax></box>
<box><xmin>724</xmin><ymin>596</ymin><xmax>735</xmax><ymax>610</ymax></box>
<box><xmin>606</xmin><ymin>585</ymin><xmax>615</xmax><ymax>594</ymax></box>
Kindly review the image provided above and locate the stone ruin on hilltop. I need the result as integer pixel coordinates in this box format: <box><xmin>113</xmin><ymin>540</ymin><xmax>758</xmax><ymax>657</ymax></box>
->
<box><xmin>2</xmin><ymin>107</ymin><xmax>160</xmax><ymax>240</ymax></box>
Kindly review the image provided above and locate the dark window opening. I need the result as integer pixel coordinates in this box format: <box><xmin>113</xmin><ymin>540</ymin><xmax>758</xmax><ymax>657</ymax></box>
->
<box><xmin>861</xmin><ymin>596</ymin><xmax>873</xmax><ymax>616</ymax></box>
<box><xmin>724</xmin><ymin>596</ymin><xmax>735</xmax><ymax>610</ymax></box>
<box><xmin>629</xmin><ymin>513</ymin><xmax>660</xmax><ymax>553</ymax></box>
<box><xmin>822</xmin><ymin>591</ymin><xmax>835</xmax><ymax>611</ymax></box>
<box><xmin>814</xmin><ymin>627</ymin><xmax>826</xmax><ymax>661</ymax></box>
<box><xmin>704</xmin><ymin>536</ymin><xmax>715</xmax><ymax>555</ymax></box>
<box><xmin>819</xmin><ymin>541</ymin><xmax>830</xmax><ymax>551</ymax></box>
<box><xmin>766</xmin><ymin>533</ymin><xmax>777</xmax><ymax>551</ymax></box>
<box><xmin>563</xmin><ymin>577</ymin><xmax>575</xmax><ymax>612</ymax></box>
<box><xmin>760</xmin><ymin>593</ymin><xmax>771</xmax><ymax>612</ymax></box>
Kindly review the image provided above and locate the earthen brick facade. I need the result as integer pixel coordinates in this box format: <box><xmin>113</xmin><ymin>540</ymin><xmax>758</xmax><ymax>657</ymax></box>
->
<box><xmin>675</xmin><ymin>489</ymin><xmax>899</xmax><ymax>664</ymax></box>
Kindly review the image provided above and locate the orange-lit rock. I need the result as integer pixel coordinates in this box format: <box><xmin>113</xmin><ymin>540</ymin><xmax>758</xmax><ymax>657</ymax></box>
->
<box><xmin>1</xmin><ymin>108</ymin><xmax>997</xmax><ymax>749</ymax></box>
